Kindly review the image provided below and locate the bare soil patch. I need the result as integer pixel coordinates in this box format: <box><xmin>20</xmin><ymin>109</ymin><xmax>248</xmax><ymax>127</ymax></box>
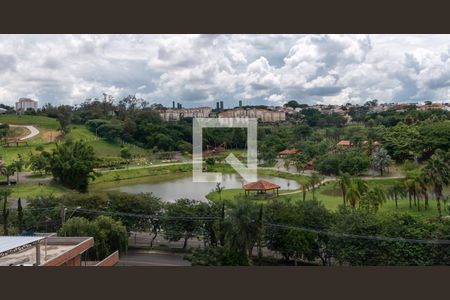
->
<box><xmin>42</xmin><ymin>130</ymin><xmax>63</xmax><ymax>142</ymax></box>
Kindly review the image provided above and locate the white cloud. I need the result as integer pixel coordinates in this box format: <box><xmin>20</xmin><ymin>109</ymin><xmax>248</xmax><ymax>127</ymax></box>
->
<box><xmin>1</xmin><ymin>34</ymin><xmax>450</xmax><ymax>107</ymax></box>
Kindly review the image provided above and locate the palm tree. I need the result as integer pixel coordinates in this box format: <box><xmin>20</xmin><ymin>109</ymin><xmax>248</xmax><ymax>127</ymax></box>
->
<box><xmin>308</xmin><ymin>172</ymin><xmax>323</xmax><ymax>200</ymax></box>
<box><xmin>301</xmin><ymin>184</ymin><xmax>307</xmax><ymax>202</ymax></box>
<box><xmin>421</xmin><ymin>153</ymin><xmax>450</xmax><ymax>218</ymax></box>
<box><xmin>372</xmin><ymin>148</ymin><xmax>391</xmax><ymax>176</ymax></box>
<box><xmin>0</xmin><ymin>160</ymin><xmax>6</xmax><ymax>181</ymax></box>
<box><xmin>1</xmin><ymin>164</ymin><xmax>16</xmax><ymax>185</ymax></box>
<box><xmin>412</xmin><ymin>173</ymin><xmax>427</xmax><ymax>211</ymax></box>
<box><xmin>335</xmin><ymin>172</ymin><xmax>351</xmax><ymax>205</ymax></box>
<box><xmin>215</xmin><ymin>182</ymin><xmax>225</xmax><ymax>202</ymax></box>
<box><xmin>13</xmin><ymin>154</ymin><xmax>25</xmax><ymax>184</ymax></box>
<box><xmin>226</xmin><ymin>199</ymin><xmax>260</xmax><ymax>262</ymax></box>
<box><xmin>387</xmin><ymin>181</ymin><xmax>406</xmax><ymax>209</ymax></box>
<box><xmin>404</xmin><ymin>176</ymin><xmax>415</xmax><ymax>209</ymax></box>
<box><xmin>418</xmin><ymin>173</ymin><xmax>430</xmax><ymax>210</ymax></box>
<box><xmin>354</xmin><ymin>178</ymin><xmax>369</xmax><ymax>195</ymax></box>
<box><xmin>346</xmin><ymin>182</ymin><xmax>361</xmax><ymax>209</ymax></box>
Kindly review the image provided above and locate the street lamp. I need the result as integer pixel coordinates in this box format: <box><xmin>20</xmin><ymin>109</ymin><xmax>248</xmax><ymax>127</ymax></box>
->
<box><xmin>67</xmin><ymin>206</ymin><xmax>81</xmax><ymax>221</ymax></box>
<box><xmin>62</xmin><ymin>206</ymin><xmax>81</xmax><ymax>225</ymax></box>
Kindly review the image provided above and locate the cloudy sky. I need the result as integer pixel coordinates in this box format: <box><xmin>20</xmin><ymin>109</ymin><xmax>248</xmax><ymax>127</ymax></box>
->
<box><xmin>1</xmin><ymin>34</ymin><xmax>450</xmax><ymax>108</ymax></box>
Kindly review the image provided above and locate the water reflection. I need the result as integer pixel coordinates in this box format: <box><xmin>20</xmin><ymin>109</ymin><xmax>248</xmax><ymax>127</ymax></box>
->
<box><xmin>109</xmin><ymin>173</ymin><xmax>300</xmax><ymax>202</ymax></box>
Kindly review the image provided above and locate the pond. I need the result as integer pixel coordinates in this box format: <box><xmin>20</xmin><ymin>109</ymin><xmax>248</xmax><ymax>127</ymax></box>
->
<box><xmin>108</xmin><ymin>173</ymin><xmax>300</xmax><ymax>202</ymax></box>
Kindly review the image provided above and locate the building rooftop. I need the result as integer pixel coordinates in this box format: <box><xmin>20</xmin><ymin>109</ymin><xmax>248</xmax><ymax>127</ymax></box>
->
<box><xmin>243</xmin><ymin>180</ymin><xmax>280</xmax><ymax>191</ymax></box>
<box><xmin>0</xmin><ymin>236</ymin><xmax>94</xmax><ymax>266</ymax></box>
<box><xmin>337</xmin><ymin>140</ymin><xmax>352</xmax><ymax>146</ymax></box>
<box><xmin>0</xmin><ymin>236</ymin><xmax>46</xmax><ymax>257</ymax></box>
<box><xmin>278</xmin><ymin>148</ymin><xmax>299</xmax><ymax>156</ymax></box>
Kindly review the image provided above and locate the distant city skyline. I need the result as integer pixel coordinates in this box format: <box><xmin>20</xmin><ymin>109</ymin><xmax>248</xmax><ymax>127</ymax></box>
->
<box><xmin>2</xmin><ymin>34</ymin><xmax>450</xmax><ymax>107</ymax></box>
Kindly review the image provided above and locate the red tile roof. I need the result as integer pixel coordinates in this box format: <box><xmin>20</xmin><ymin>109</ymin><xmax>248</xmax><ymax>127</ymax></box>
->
<box><xmin>278</xmin><ymin>148</ymin><xmax>299</xmax><ymax>155</ymax></box>
<box><xmin>337</xmin><ymin>140</ymin><xmax>352</xmax><ymax>146</ymax></box>
<box><xmin>243</xmin><ymin>180</ymin><xmax>280</xmax><ymax>191</ymax></box>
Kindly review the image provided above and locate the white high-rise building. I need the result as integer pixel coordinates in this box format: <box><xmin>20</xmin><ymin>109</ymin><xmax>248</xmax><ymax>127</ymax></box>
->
<box><xmin>15</xmin><ymin>98</ymin><xmax>38</xmax><ymax>114</ymax></box>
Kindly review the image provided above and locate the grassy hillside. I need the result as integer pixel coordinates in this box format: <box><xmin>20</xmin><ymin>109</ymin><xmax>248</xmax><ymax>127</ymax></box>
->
<box><xmin>0</xmin><ymin>115</ymin><xmax>59</xmax><ymax>130</ymax></box>
<box><xmin>0</xmin><ymin>115</ymin><xmax>150</xmax><ymax>163</ymax></box>
<box><xmin>0</xmin><ymin>115</ymin><xmax>58</xmax><ymax>163</ymax></box>
<box><xmin>67</xmin><ymin>125</ymin><xmax>149</xmax><ymax>158</ymax></box>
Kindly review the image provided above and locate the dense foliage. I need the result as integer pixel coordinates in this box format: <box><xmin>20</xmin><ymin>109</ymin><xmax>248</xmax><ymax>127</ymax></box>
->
<box><xmin>58</xmin><ymin>216</ymin><xmax>128</xmax><ymax>260</ymax></box>
<box><xmin>47</xmin><ymin>139</ymin><xmax>98</xmax><ymax>192</ymax></box>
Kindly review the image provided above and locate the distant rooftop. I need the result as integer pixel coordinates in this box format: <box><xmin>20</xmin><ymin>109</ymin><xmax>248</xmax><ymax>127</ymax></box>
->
<box><xmin>17</xmin><ymin>98</ymin><xmax>37</xmax><ymax>103</ymax></box>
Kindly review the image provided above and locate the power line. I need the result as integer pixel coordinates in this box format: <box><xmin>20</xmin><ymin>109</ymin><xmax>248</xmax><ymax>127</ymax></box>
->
<box><xmin>264</xmin><ymin>223</ymin><xmax>450</xmax><ymax>245</ymax></box>
<box><xmin>14</xmin><ymin>206</ymin><xmax>450</xmax><ymax>245</ymax></box>
<box><xmin>65</xmin><ymin>207</ymin><xmax>220</xmax><ymax>221</ymax></box>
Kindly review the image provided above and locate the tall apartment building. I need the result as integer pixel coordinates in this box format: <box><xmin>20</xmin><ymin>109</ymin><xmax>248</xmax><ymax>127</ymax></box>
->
<box><xmin>15</xmin><ymin>98</ymin><xmax>38</xmax><ymax>114</ymax></box>
<box><xmin>159</xmin><ymin>107</ymin><xmax>212</xmax><ymax>121</ymax></box>
<box><xmin>218</xmin><ymin>108</ymin><xmax>286</xmax><ymax>122</ymax></box>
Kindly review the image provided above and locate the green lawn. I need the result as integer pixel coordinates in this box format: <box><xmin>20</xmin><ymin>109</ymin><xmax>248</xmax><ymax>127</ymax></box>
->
<box><xmin>1</xmin><ymin>142</ymin><xmax>56</xmax><ymax>165</ymax></box>
<box><xmin>0</xmin><ymin>115</ymin><xmax>59</xmax><ymax>164</ymax></box>
<box><xmin>0</xmin><ymin>121</ymin><xmax>150</xmax><ymax>163</ymax></box>
<box><xmin>0</xmin><ymin>115</ymin><xmax>59</xmax><ymax>130</ymax></box>
<box><xmin>4</xmin><ymin>182</ymin><xmax>68</xmax><ymax>199</ymax></box>
<box><xmin>207</xmin><ymin>177</ymin><xmax>447</xmax><ymax>219</ymax></box>
<box><xmin>91</xmin><ymin>163</ymin><xmax>192</xmax><ymax>185</ymax></box>
<box><xmin>67</xmin><ymin>125</ymin><xmax>150</xmax><ymax>158</ymax></box>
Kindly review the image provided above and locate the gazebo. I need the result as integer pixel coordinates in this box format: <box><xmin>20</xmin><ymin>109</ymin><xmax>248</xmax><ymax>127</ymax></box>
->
<box><xmin>243</xmin><ymin>180</ymin><xmax>281</xmax><ymax>197</ymax></box>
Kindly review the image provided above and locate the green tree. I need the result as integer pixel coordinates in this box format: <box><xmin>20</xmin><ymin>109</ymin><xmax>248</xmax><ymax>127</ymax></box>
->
<box><xmin>205</xmin><ymin>157</ymin><xmax>216</xmax><ymax>167</ymax></box>
<box><xmin>293</xmin><ymin>154</ymin><xmax>308</xmax><ymax>174</ymax></box>
<box><xmin>372</xmin><ymin>148</ymin><xmax>391</xmax><ymax>176</ymax></box>
<box><xmin>387</xmin><ymin>181</ymin><xmax>406</xmax><ymax>209</ymax></box>
<box><xmin>301</xmin><ymin>184</ymin><xmax>307</xmax><ymax>202</ymax></box>
<box><xmin>335</xmin><ymin>172</ymin><xmax>351</xmax><ymax>205</ymax></box>
<box><xmin>120</xmin><ymin>147</ymin><xmax>132</xmax><ymax>168</ymax></box>
<box><xmin>346</xmin><ymin>181</ymin><xmax>362</xmax><ymax>209</ymax></box>
<box><xmin>162</xmin><ymin>198</ymin><xmax>205</xmax><ymax>249</ymax></box>
<box><xmin>283</xmin><ymin>158</ymin><xmax>291</xmax><ymax>171</ymax></box>
<box><xmin>17</xmin><ymin>197</ymin><xmax>23</xmax><ymax>233</ymax></box>
<box><xmin>1</xmin><ymin>164</ymin><xmax>16</xmax><ymax>185</ymax></box>
<box><xmin>1</xmin><ymin>188</ymin><xmax>11</xmax><ymax>235</ymax></box>
<box><xmin>28</xmin><ymin>152</ymin><xmax>51</xmax><ymax>175</ymax></box>
<box><xmin>107</xmin><ymin>192</ymin><xmax>163</xmax><ymax>248</ymax></box>
<box><xmin>361</xmin><ymin>187</ymin><xmax>387</xmax><ymax>212</ymax></box>
<box><xmin>56</xmin><ymin>107</ymin><xmax>72</xmax><ymax>135</ymax></box>
<box><xmin>308</xmin><ymin>172</ymin><xmax>323</xmax><ymax>200</ymax></box>
<box><xmin>421</xmin><ymin>152</ymin><xmax>450</xmax><ymax>218</ymax></box>
<box><xmin>214</xmin><ymin>183</ymin><xmax>225</xmax><ymax>202</ymax></box>
<box><xmin>0</xmin><ymin>123</ymin><xmax>9</xmax><ymax>140</ymax></box>
<box><xmin>223</xmin><ymin>198</ymin><xmax>260</xmax><ymax>264</ymax></box>
<box><xmin>58</xmin><ymin>216</ymin><xmax>128</xmax><ymax>260</ymax></box>
<box><xmin>13</xmin><ymin>154</ymin><xmax>26</xmax><ymax>183</ymax></box>
<box><xmin>48</xmin><ymin>140</ymin><xmax>98</xmax><ymax>192</ymax></box>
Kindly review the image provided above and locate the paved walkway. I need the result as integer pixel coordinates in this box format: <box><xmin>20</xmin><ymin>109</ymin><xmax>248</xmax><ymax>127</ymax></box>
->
<box><xmin>117</xmin><ymin>249</ymin><xmax>191</xmax><ymax>266</ymax></box>
<box><xmin>2</xmin><ymin>124</ymin><xmax>40</xmax><ymax>140</ymax></box>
